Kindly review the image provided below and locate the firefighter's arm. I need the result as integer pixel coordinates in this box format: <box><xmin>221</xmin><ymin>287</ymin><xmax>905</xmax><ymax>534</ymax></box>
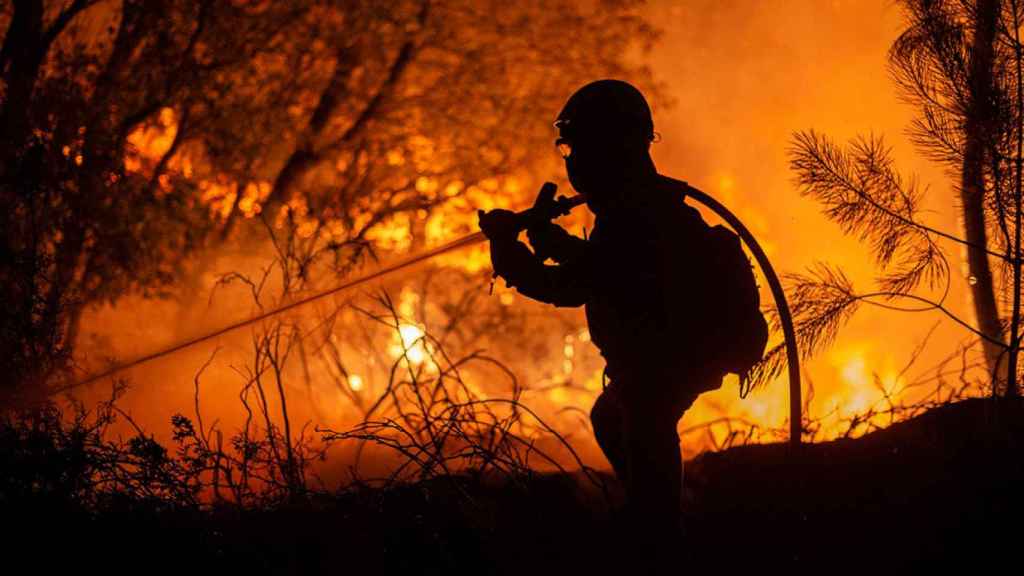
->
<box><xmin>479</xmin><ymin>210</ymin><xmax>589</xmax><ymax>308</ymax></box>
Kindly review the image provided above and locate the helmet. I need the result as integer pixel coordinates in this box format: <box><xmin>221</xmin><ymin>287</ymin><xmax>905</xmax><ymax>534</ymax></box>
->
<box><xmin>555</xmin><ymin>79</ymin><xmax>655</xmax><ymax>144</ymax></box>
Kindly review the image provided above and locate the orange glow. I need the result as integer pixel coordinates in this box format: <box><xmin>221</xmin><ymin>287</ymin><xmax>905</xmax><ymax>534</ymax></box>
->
<box><xmin>72</xmin><ymin>0</ymin><xmax>990</xmax><ymax>480</ymax></box>
<box><xmin>391</xmin><ymin>324</ymin><xmax>427</xmax><ymax>365</ymax></box>
<box><xmin>125</xmin><ymin>107</ymin><xmax>178</xmax><ymax>174</ymax></box>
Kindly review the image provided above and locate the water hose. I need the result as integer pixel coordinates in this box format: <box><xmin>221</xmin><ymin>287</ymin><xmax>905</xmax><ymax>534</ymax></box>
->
<box><xmin>681</xmin><ymin>182</ymin><xmax>802</xmax><ymax>446</ymax></box>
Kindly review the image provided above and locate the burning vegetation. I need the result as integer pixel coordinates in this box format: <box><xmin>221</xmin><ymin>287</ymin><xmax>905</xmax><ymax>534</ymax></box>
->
<box><xmin>2</xmin><ymin>0</ymin><xmax>1024</xmax><ymax>572</ymax></box>
<box><xmin>0</xmin><ymin>0</ymin><xmax>669</xmax><ymax>492</ymax></box>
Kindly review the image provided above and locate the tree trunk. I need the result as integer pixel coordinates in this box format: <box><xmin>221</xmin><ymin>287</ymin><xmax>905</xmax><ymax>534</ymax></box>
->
<box><xmin>0</xmin><ymin>0</ymin><xmax>44</xmax><ymax>162</ymax></box>
<box><xmin>1007</xmin><ymin>0</ymin><xmax>1023</xmax><ymax>397</ymax></box>
<box><xmin>961</xmin><ymin>0</ymin><xmax>1007</xmax><ymax>393</ymax></box>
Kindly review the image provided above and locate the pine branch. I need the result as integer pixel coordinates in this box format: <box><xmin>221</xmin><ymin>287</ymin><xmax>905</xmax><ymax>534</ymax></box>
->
<box><xmin>790</xmin><ymin>130</ymin><xmax>973</xmax><ymax>294</ymax></box>
<box><xmin>748</xmin><ymin>264</ymin><xmax>859</xmax><ymax>390</ymax></box>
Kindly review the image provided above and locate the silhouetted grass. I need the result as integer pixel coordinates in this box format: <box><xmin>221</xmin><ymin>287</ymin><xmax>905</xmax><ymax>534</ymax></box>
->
<box><xmin>3</xmin><ymin>389</ymin><xmax>1023</xmax><ymax>574</ymax></box>
<box><xmin>4</xmin><ymin>297</ymin><xmax>1020</xmax><ymax>574</ymax></box>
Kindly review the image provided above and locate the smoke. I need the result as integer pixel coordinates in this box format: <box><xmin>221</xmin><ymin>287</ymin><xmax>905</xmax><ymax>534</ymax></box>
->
<box><xmin>73</xmin><ymin>0</ymin><xmax>979</xmax><ymax>472</ymax></box>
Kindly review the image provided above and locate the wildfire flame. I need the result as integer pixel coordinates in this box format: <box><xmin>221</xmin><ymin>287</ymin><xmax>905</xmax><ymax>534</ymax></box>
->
<box><xmin>78</xmin><ymin>0</ymin><xmax>988</xmax><ymax>473</ymax></box>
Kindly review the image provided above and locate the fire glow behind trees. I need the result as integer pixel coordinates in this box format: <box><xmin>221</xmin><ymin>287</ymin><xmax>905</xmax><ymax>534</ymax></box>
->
<box><xmin>0</xmin><ymin>0</ymin><xmax>995</xmax><ymax>473</ymax></box>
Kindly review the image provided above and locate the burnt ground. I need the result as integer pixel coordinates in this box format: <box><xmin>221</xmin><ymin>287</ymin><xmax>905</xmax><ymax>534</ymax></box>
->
<box><xmin>6</xmin><ymin>397</ymin><xmax>1023</xmax><ymax>574</ymax></box>
<box><xmin>684</xmin><ymin>396</ymin><xmax>1024</xmax><ymax>571</ymax></box>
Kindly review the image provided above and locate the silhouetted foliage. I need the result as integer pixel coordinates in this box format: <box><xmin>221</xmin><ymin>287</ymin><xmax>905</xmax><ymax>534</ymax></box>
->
<box><xmin>318</xmin><ymin>292</ymin><xmax>606</xmax><ymax>493</ymax></box>
<box><xmin>1</xmin><ymin>349</ymin><xmax>1016</xmax><ymax>574</ymax></box>
<box><xmin>785</xmin><ymin>0</ymin><xmax>1024</xmax><ymax>396</ymax></box>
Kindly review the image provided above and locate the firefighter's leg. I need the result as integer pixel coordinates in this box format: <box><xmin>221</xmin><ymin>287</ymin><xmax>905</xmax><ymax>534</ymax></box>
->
<box><xmin>623</xmin><ymin>404</ymin><xmax>682</xmax><ymax>530</ymax></box>
<box><xmin>615</xmin><ymin>396</ymin><xmax>685</xmax><ymax>574</ymax></box>
<box><xmin>590</xmin><ymin>384</ymin><xmax>628</xmax><ymax>481</ymax></box>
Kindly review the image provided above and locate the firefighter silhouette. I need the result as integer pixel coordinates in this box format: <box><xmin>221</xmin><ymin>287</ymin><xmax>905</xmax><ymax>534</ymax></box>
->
<box><xmin>479</xmin><ymin>79</ymin><xmax>731</xmax><ymax>563</ymax></box>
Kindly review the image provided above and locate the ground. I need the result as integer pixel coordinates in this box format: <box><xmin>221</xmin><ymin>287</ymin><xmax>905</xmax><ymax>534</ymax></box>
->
<box><xmin>5</xmin><ymin>397</ymin><xmax>1022</xmax><ymax>574</ymax></box>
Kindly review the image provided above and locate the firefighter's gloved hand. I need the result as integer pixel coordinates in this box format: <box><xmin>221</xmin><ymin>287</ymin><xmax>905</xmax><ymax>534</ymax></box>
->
<box><xmin>527</xmin><ymin>221</ymin><xmax>567</xmax><ymax>261</ymax></box>
<box><xmin>532</xmin><ymin>182</ymin><xmax>559</xmax><ymax>213</ymax></box>
<box><xmin>477</xmin><ymin>209</ymin><xmax>521</xmax><ymax>243</ymax></box>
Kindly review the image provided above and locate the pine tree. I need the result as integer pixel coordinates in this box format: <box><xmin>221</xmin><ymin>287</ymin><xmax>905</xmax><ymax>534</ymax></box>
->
<box><xmin>783</xmin><ymin>0</ymin><xmax>1024</xmax><ymax>397</ymax></box>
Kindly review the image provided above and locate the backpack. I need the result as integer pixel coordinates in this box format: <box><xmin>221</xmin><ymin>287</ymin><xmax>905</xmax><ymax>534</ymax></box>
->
<box><xmin>695</xmin><ymin>223</ymin><xmax>769</xmax><ymax>396</ymax></box>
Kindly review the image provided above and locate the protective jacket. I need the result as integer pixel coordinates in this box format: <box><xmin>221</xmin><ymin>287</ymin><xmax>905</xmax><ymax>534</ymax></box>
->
<box><xmin>489</xmin><ymin>175</ymin><xmax>723</xmax><ymax>396</ymax></box>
